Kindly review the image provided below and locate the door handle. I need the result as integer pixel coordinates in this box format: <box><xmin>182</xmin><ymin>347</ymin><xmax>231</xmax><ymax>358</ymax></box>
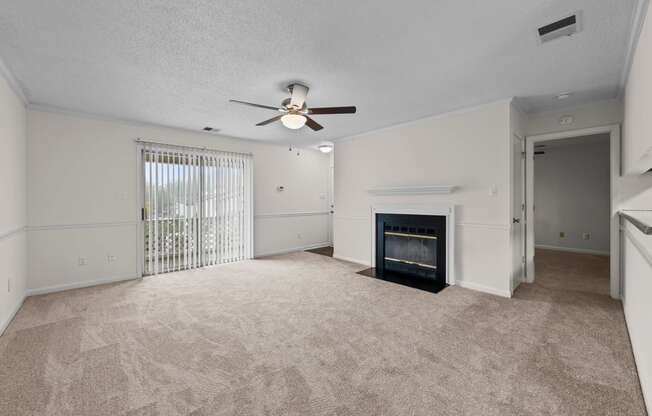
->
<box><xmin>512</xmin><ymin>218</ymin><xmax>521</xmax><ymax>224</ymax></box>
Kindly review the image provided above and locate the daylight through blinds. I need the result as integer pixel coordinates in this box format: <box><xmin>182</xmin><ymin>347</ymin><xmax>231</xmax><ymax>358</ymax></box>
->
<box><xmin>141</xmin><ymin>142</ymin><xmax>253</xmax><ymax>275</ymax></box>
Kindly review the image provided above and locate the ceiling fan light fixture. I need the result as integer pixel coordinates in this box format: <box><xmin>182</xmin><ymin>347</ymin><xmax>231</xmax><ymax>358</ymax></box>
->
<box><xmin>318</xmin><ymin>143</ymin><xmax>334</xmax><ymax>153</ymax></box>
<box><xmin>281</xmin><ymin>113</ymin><xmax>306</xmax><ymax>129</ymax></box>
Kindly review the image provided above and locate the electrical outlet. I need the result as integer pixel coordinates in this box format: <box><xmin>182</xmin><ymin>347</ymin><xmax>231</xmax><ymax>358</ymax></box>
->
<box><xmin>583</xmin><ymin>233</ymin><xmax>591</xmax><ymax>240</ymax></box>
<box><xmin>559</xmin><ymin>115</ymin><xmax>574</xmax><ymax>126</ymax></box>
<box><xmin>107</xmin><ymin>255</ymin><xmax>117</xmax><ymax>263</ymax></box>
<box><xmin>78</xmin><ymin>257</ymin><xmax>88</xmax><ymax>266</ymax></box>
<box><xmin>559</xmin><ymin>232</ymin><xmax>565</xmax><ymax>238</ymax></box>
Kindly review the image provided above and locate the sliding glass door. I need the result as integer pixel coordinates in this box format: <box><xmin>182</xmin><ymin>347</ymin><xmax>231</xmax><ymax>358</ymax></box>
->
<box><xmin>140</xmin><ymin>143</ymin><xmax>253</xmax><ymax>276</ymax></box>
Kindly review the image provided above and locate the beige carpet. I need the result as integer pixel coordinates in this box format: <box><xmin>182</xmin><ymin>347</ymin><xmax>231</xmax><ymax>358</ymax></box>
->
<box><xmin>0</xmin><ymin>249</ymin><xmax>646</xmax><ymax>415</ymax></box>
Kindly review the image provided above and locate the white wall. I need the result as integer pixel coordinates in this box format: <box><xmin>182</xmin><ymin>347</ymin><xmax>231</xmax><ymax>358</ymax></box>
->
<box><xmin>0</xmin><ymin>68</ymin><xmax>27</xmax><ymax>334</ymax></box>
<box><xmin>620</xmin><ymin>2</ymin><xmax>652</xmax><ymax>411</ymax></box>
<box><xmin>527</xmin><ymin>99</ymin><xmax>623</xmax><ymax>136</ymax></box>
<box><xmin>534</xmin><ymin>137</ymin><xmax>611</xmax><ymax>255</ymax></box>
<box><xmin>333</xmin><ymin>100</ymin><xmax>513</xmax><ymax>297</ymax></box>
<box><xmin>622</xmin><ymin>220</ymin><xmax>652</xmax><ymax>412</ymax></box>
<box><xmin>26</xmin><ymin>109</ymin><xmax>330</xmax><ymax>293</ymax></box>
<box><xmin>624</xmin><ymin>2</ymin><xmax>652</xmax><ymax>175</ymax></box>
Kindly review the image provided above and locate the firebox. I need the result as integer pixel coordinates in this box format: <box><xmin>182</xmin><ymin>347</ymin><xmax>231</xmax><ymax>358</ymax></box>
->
<box><xmin>374</xmin><ymin>213</ymin><xmax>447</xmax><ymax>289</ymax></box>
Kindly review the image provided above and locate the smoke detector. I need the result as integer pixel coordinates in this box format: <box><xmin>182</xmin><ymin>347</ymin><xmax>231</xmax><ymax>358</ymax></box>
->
<box><xmin>538</xmin><ymin>12</ymin><xmax>582</xmax><ymax>44</ymax></box>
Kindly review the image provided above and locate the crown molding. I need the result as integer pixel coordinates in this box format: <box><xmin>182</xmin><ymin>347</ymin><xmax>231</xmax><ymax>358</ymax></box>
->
<box><xmin>619</xmin><ymin>0</ymin><xmax>650</xmax><ymax>97</ymax></box>
<box><xmin>26</xmin><ymin>102</ymin><xmax>326</xmax><ymax>151</ymax></box>
<box><xmin>0</xmin><ymin>55</ymin><xmax>28</xmax><ymax>104</ymax></box>
<box><xmin>333</xmin><ymin>98</ymin><xmax>513</xmax><ymax>143</ymax></box>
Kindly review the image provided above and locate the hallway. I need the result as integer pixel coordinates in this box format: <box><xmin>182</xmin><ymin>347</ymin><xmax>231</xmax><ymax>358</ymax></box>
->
<box><xmin>533</xmin><ymin>248</ymin><xmax>611</xmax><ymax>296</ymax></box>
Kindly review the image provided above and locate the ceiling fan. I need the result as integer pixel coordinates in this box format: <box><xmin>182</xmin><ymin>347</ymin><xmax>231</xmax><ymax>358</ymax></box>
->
<box><xmin>230</xmin><ymin>83</ymin><xmax>356</xmax><ymax>131</ymax></box>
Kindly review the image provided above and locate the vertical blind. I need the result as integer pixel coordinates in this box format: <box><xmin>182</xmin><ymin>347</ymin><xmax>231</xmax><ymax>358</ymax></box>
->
<box><xmin>140</xmin><ymin>142</ymin><xmax>253</xmax><ymax>276</ymax></box>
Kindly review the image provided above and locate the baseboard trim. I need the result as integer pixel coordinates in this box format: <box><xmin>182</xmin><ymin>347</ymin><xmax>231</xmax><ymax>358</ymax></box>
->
<box><xmin>255</xmin><ymin>242</ymin><xmax>332</xmax><ymax>258</ymax></box>
<box><xmin>0</xmin><ymin>293</ymin><xmax>26</xmax><ymax>337</ymax></box>
<box><xmin>535</xmin><ymin>244</ymin><xmax>610</xmax><ymax>256</ymax></box>
<box><xmin>27</xmin><ymin>275</ymin><xmax>140</xmax><ymax>296</ymax></box>
<box><xmin>332</xmin><ymin>254</ymin><xmax>371</xmax><ymax>267</ymax></box>
<box><xmin>455</xmin><ymin>280</ymin><xmax>512</xmax><ymax>298</ymax></box>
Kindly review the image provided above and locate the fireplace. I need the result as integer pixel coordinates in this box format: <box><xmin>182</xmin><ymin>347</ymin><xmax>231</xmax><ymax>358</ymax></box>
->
<box><xmin>359</xmin><ymin>213</ymin><xmax>447</xmax><ymax>293</ymax></box>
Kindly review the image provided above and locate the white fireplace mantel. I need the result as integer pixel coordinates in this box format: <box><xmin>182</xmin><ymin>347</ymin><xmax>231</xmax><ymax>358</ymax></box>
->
<box><xmin>367</xmin><ymin>185</ymin><xmax>457</xmax><ymax>196</ymax></box>
<box><xmin>370</xmin><ymin>204</ymin><xmax>456</xmax><ymax>285</ymax></box>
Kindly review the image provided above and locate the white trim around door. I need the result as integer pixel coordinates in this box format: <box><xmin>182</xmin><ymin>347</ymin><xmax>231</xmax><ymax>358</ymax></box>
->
<box><xmin>525</xmin><ymin>124</ymin><xmax>621</xmax><ymax>299</ymax></box>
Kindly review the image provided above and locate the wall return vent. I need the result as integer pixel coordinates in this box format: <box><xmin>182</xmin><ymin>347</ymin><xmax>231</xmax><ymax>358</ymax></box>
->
<box><xmin>538</xmin><ymin>13</ymin><xmax>581</xmax><ymax>43</ymax></box>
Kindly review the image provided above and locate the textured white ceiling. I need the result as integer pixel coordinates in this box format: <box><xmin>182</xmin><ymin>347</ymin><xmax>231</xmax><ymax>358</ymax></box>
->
<box><xmin>0</xmin><ymin>0</ymin><xmax>637</xmax><ymax>144</ymax></box>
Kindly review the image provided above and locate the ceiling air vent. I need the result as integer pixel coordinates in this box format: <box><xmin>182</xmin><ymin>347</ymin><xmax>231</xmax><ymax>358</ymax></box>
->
<box><xmin>538</xmin><ymin>13</ymin><xmax>581</xmax><ymax>43</ymax></box>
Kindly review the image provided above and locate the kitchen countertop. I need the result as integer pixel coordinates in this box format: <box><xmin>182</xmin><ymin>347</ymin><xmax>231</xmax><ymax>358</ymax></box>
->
<box><xmin>620</xmin><ymin>210</ymin><xmax>652</xmax><ymax>235</ymax></box>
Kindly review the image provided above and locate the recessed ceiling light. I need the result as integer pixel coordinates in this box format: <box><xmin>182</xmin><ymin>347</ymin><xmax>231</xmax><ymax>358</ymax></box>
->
<box><xmin>557</xmin><ymin>92</ymin><xmax>572</xmax><ymax>100</ymax></box>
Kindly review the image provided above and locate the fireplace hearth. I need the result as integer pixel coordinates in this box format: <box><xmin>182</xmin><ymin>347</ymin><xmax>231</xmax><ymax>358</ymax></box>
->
<box><xmin>358</xmin><ymin>213</ymin><xmax>448</xmax><ymax>293</ymax></box>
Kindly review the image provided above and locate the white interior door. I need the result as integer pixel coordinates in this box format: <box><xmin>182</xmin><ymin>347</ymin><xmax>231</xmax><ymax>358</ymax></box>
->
<box><xmin>511</xmin><ymin>134</ymin><xmax>526</xmax><ymax>290</ymax></box>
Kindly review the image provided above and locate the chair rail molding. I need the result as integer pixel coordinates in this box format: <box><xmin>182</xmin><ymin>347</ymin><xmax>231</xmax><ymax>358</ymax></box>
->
<box><xmin>367</xmin><ymin>185</ymin><xmax>458</xmax><ymax>196</ymax></box>
<box><xmin>27</xmin><ymin>221</ymin><xmax>138</xmax><ymax>231</ymax></box>
<box><xmin>254</xmin><ymin>211</ymin><xmax>329</xmax><ymax>219</ymax></box>
<box><xmin>620</xmin><ymin>210</ymin><xmax>652</xmax><ymax>235</ymax></box>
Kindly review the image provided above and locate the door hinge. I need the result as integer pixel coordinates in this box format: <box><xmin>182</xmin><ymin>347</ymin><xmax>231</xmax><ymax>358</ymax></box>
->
<box><xmin>521</xmin><ymin>151</ymin><xmax>526</xmax><ymax>158</ymax></box>
<box><xmin>141</xmin><ymin>208</ymin><xmax>145</xmax><ymax>221</ymax></box>
<box><xmin>521</xmin><ymin>203</ymin><xmax>525</xmax><ymax>211</ymax></box>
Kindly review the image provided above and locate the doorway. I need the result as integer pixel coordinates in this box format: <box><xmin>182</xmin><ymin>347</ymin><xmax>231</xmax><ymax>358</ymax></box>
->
<box><xmin>138</xmin><ymin>142</ymin><xmax>254</xmax><ymax>276</ymax></box>
<box><xmin>524</xmin><ymin>125</ymin><xmax>621</xmax><ymax>299</ymax></box>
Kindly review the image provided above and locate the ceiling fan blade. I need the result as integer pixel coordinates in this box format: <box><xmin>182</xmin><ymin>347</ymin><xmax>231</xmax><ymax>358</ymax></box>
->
<box><xmin>256</xmin><ymin>115</ymin><xmax>283</xmax><ymax>126</ymax></box>
<box><xmin>304</xmin><ymin>116</ymin><xmax>324</xmax><ymax>131</ymax></box>
<box><xmin>308</xmin><ymin>106</ymin><xmax>356</xmax><ymax>115</ymax></box>
<box><xmin>230</xmin><ymin>100</ymin><xmax>282</xmax><ymax>111</ymax></box>
<box><xmin>289</xmin><ymin>83</ymin><xmax>309</xmax><ymax>109</ymax></box>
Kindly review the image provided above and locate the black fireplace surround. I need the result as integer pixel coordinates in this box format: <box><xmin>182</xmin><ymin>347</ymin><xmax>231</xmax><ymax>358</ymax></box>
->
<box><xmin>368</xmin><ymin>213</ymin><xmax>447</xmax><ymax>292</ymax></box>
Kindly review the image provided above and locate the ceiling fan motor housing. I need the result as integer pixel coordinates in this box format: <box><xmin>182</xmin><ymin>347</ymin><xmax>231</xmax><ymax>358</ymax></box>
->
<box><xmin>288</xmin><ymin>83</ymin><xmax>309</xmax><ymax>109</ymax></box>
<box><xmin>282</xmin><ymin>98</ymin><xmax>307</xmax><ymax>113</ymax></box>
